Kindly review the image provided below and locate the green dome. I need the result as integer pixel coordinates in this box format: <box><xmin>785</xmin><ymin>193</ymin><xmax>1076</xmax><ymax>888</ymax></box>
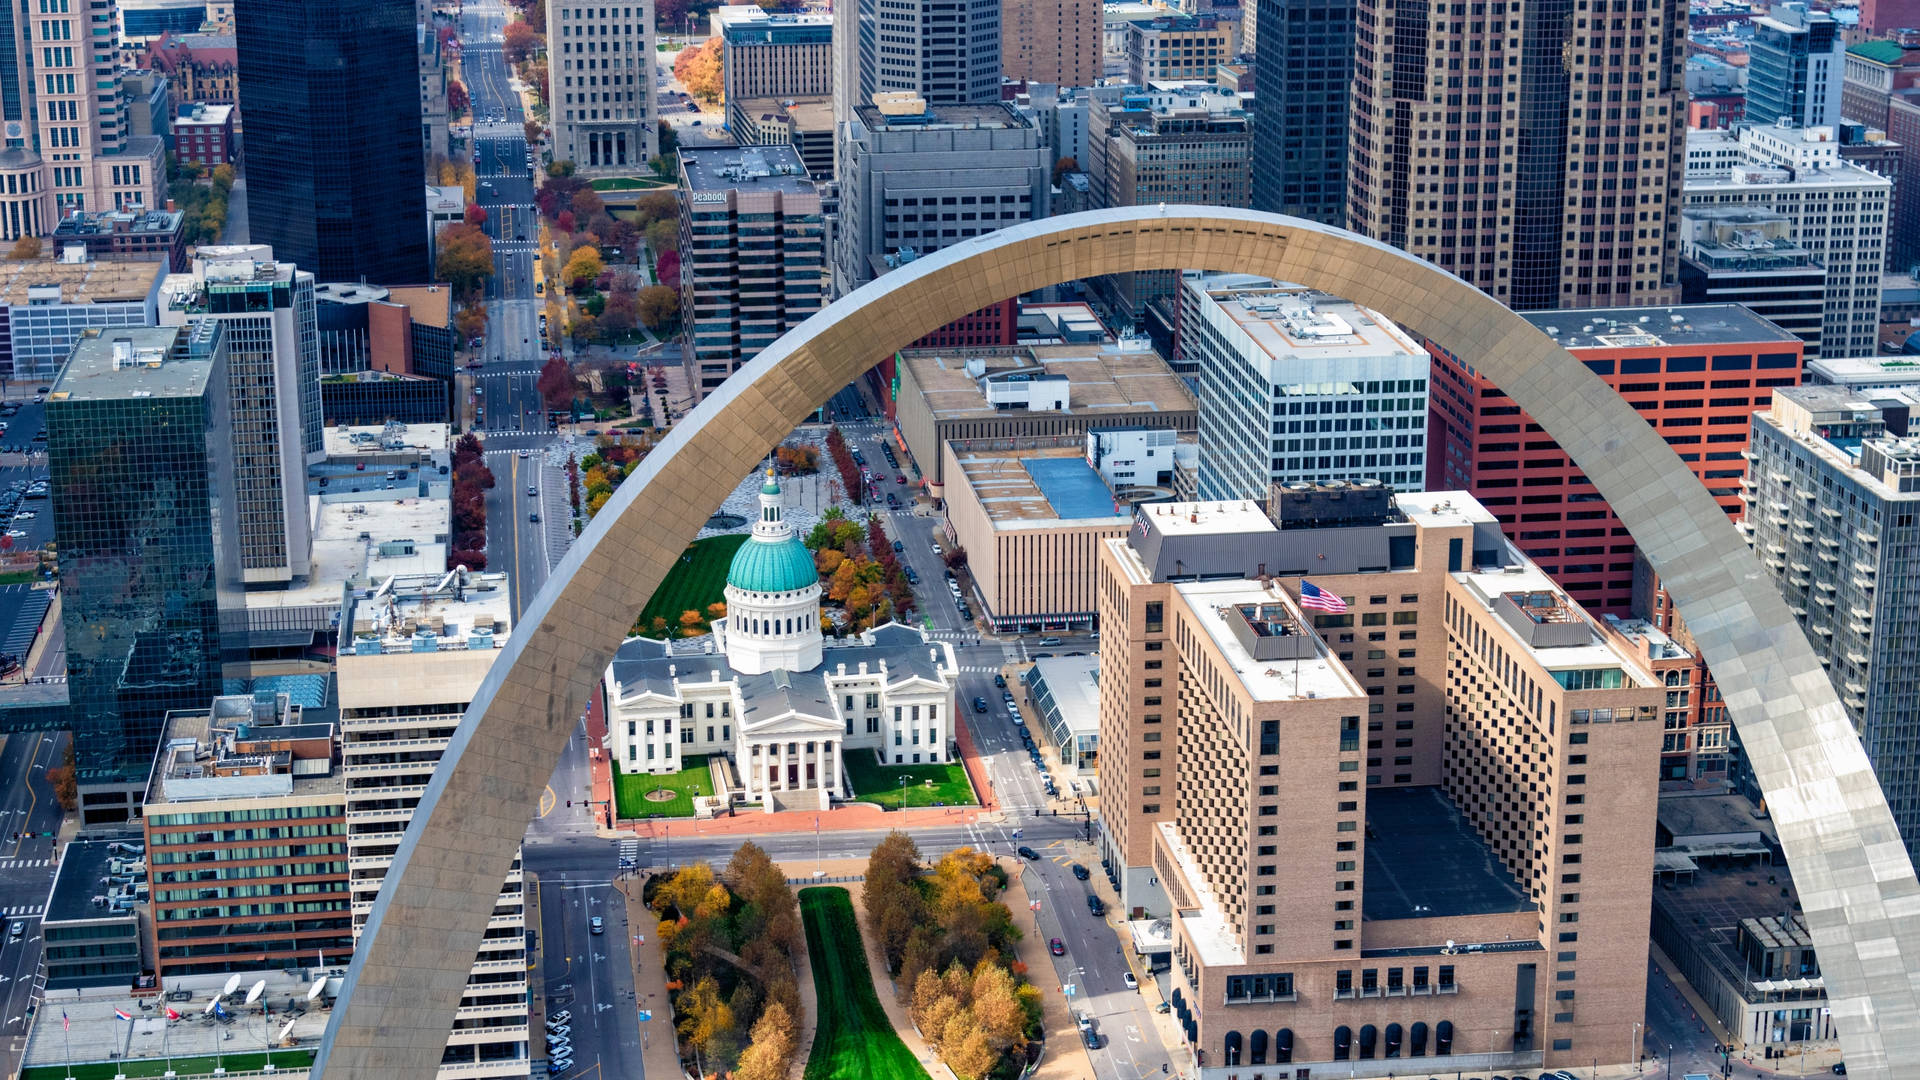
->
<box><xmin>728</xmin><ymin>535</ymin><xmax>818</xmax><ymax>594</ymax></box>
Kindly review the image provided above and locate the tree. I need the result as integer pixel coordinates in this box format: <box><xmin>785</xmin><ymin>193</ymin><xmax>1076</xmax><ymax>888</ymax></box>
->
<box><xmin>674</xmin><ymin>37</ymin><xmax>724</xmax><ymax>102</ymax></box>
<box><xmin>436</xmin><ymin>223</ymin><xmax>495</xmax><ymax>294</ymax></box>
<box><xmin>636</xmin><ymin>284</ymin><xmax>679</xmax><ymax>330</ymax></box>
<box><xmin>46</xmin><ymin>741</ymin><xmax>76</xmax><ymax>810</ymax></box>
<box><xmin>524</xmin><ymin>119</ymin><xmax>544</xmax><ymax>145</ymax></box>
<box><xmin>645</xmin><ymin>218</ymin><xmax>680</xmax><ymax>255</ymax></box>
<box><xmin>447</xmin><ymin>79</ymin><xmax>470</xmax><ymax>117</ymax></box>
<box><xmin>655</xmin><ymin>248</ymin><xmax>681</xmax><ymax>284</ymax></box>
<box><xmin>503</xmin><ymin>21</ymin><xmax>538</xmax><ymax>62</ymax></box>
<box><xmin>733</xmin><ymin>1001</ymin><xmax>797</xmax><ymax>1080</ymax></box>
<box><xmin>635</xmin><ymin>190</ymin><xmax>680</xmax><ymax>228</ymax></box>
<box><xmin>676</xmin><ymin>975</ymin><xmax>736</xmax><ymax>1059</ymax></box>
<box><xmin>521</xmin><ymin>0</ymin><xmax>545</xmax><ymax>34</ymax></box>
<box><xmin>537</xmin><ymin>356</ymin><xmax>573</xmax><ymax>411</ymax></box>
<box><xmin>454</xmin><ymin>304</ymin><xmax>488</xmax><ymax>343</ymax></box>
<box><xmin>599</xmin><ymin>284</ymin><xmax>639</xmax><ymax>335</ymax></box>
<box><xmin>657</xmin><ymin>119</ymin><xmax>679</xmax><ymax>157</ymax></box>
<box><xmin>1052</xmin><ymin>155</ymin><xmax>1079</xmax><ymax>183</ymax></box>
<box><xmin>7</xmin><ymin>236</ymin><xmax>40</xmax><ymax>260</ymax></box>
<box><xmin>571</xmin><ymin>187</ymin><xmax>607</xmax><ymax>221</ymax></box>
<box><xmin>563</xmin><ymin>245</ymin><xmax>604</xmax><ymax>289</ymax></box>
<box><xmin>466</xmin><ymin>203</ymin><xmax>489</xmax><ymax>226</ymax></box>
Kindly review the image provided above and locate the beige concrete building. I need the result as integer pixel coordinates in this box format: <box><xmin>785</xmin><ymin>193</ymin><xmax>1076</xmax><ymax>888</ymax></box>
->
<box><xmin>942</xmin><ymin>441</ymin><xmax>1146</xmax><ymax>632</ymax></box>
<box><xmin>1002</xmin><ymin>0</ymin><xmax>1100</xmax><ymax>87</ymax></box>
<box><xmin>545</xmin><ymin>0</ymin><xmax>657</xmax><ymax>175</ymax></box>
<box><xmin>1098</xmin><ymin>486</ymin><xmax>1663</xmax><ymax>1075</ymax></box>
<box><xmin>1124</xmin><ymin>13</ymin><xmax>1235</xmax><ymax>84</ymax></box>
<box><xmin>337</xmin><ymin>570</ymin><xmax>530</xmax><ymax>1078</ymax></box>
<box><xmin>893</xmin><ymin>342</ymin><xmax>1196</xmax><ymax>491</ymax></box>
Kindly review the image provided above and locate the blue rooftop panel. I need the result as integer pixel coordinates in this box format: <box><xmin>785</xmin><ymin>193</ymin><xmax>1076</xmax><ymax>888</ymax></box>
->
<box><xmin>1023</xmin><ymin>456</ymin><xmax>1126</xmax><ymax>520</ymax></box>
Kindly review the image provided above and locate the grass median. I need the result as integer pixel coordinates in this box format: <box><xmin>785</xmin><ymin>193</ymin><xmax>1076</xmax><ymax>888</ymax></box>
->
<box><xmin>799</xmin><ymin>886</ymin><xmax>930</xmax><ymax>1080</ymax></box>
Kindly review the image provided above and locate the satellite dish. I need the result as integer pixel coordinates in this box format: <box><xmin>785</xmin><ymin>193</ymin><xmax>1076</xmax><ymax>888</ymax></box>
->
<box><xmin>245</xmin><ymin>980</ymin><xmax>266</xmax><ymax>1006</ymax></box>
<box><xmin>277</xmin><ymin>1019</ymin><xmax>297</xmax><ymax>1043</ymax></box>
<box><xmin>223</xmin><ymin>974</ymin><xmax>242</xmax><ymax>997</ymax></box>
<box><xmin>203</xmin><ymin>997</ymin><xmax>220</xmax><ymax>1015</ymax></box>
<box><xmin>307</xmin><ymin>979</ymin><xmax>327</xmax><ymax>1002</ymax></box>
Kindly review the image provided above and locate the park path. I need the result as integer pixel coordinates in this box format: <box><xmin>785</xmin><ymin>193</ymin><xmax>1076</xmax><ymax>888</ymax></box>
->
<box><xmin>619</xmin><ymin>875</ymin><xmax>690</xmax><ymax>1080</ymax></box>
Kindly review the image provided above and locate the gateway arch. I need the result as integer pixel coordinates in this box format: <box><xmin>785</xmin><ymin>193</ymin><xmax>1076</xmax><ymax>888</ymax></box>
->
<box><xmin>315</xmin><ymin>208</ymin><xmax>1920</xmax><ymax>1079</ymax></box>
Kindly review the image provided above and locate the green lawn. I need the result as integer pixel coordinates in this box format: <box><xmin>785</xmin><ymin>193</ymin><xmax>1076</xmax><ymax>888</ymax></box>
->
<box><xmin>800</xmin><ymin>887</ymin><xmax>930</xmax><ymax>1080</ymax></box>
<box><xmin>636</xmin><ymin>533</ymin><xmax>749</xmax><ymax>630</ymax></box>
<box><xmin>23</xmin><ymin>1049</ymin><xmax>316</xmax><ymax>1080</ymax></box>
<box><xmin>844</xmin><ymin>753</ymin><xmax>976</xmax><ymax>809</ymax></box>
<box><xmin>612</xmin><ymin>754</ymin><xmax>713</xmax><ymax>819</ymax></box>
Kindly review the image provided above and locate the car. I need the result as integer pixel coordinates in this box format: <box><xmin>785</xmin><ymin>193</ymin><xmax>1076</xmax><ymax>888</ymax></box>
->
<box><xmin>1017</xmin><ymin>845</ymin><xmax>1040</xmax><ymax>860</ymax></box>
<box><xmin>1037</xmin><ymin>636</ymin><xmax>1062</xmax><ymax>646</ymax></box>
<box><xmin>973</xmin><ymin>697</ymin><xmax>988</xmax><ymax>713</ymax></box>
<box><xmin>546</xmin><ymin>1022</ymin><xmax>569</xmax><ymax>1034</ymax></box>
<box><xmin>547</xmin><ymin>1059</ymin><xmax>571</xmax><ymax>1074</ymax></box>
<box><xmin>1155</xmin><ymin>1001</ymin><xmax>1171</xmax><ymax>1014</ymax></box>
<box><xmin>1082</xmin><ymin>1029</ymin><xmax>1101</xmax><ymax>1050</ymax></box>
<box><xmin>896</xmin><ymin>475</ymin><xmax>907</xmax><ymax>484</ymax></box>
<box><xmin>7</xmin><ymin>919</ymin><xmax>21</xmax><ymax>939</ymax></box>
<box><xmin>519</xmin><ymin>449</ymin><xmax>533</xmax><ymax>458</ymax></box>
<box><xmin>33</xmin><ymin>387</ymin><xmax>48</xmax><ymax>394</ymax></box>
<box><xmin>993</xmin><ymin>673</ymin><xmax>1006</xmax><ymax>688</ymax></box>
<box><xmin>691</xmin><ymin>119</ymin><xmax>702</xmax><ymax>126</ymax></box>
<box><xmin>1834</xmin><ymin>1066</ymin><xmax>1849</xmax><ymax>1076</ymax></box>
<box><xmin>529</xmin><ymin>512</ymin><xmax>541</xmax><ymax>523</ymax></box>
<box><xmin>546</xmin><ymin>1036</ymin><xmax>571</xmax><ymax>1048</ymax></box>
<box><xmin>1087</xmin><ymin>894</ymin><xmax>1105</xmax><ymax>916</ymax></box>
<box><xmin>931</xmin><ymin>543</ymin><xmax>943</xmax><ymax>556</ymax></box>
<box><xmin>1070</xmin><ymin>863</ymin><xmax>1089</xmax><ymax>881</ymax></box>
<box><xmin>892</xmin><ymin>540</ymin><xmax>904</xmax><ymax>552</ymax></box>
<box><xmin>1011</xmin><ymin>713</ymin><xmax>1025</xmax><ymax>727</ymax></box>
<box><xmin>1049</xmin><ymin>937</ymin><xmax>1065</xmax><ymax>956</ymax></box>
<box><xmin>528</xmin><ymin>485</ymin><xmax>538</xmax><ymax>497</ymax></box>
<box><xmin>905</xmin><ymin>568</ymin><xmax>919</xmax><ymax>584</ymax></box>
<box><xmin>1123</xmin><ymin>971</ymin><xmax>1138</xmax><ymax>990</ymax></box>
<box><xmin>589</xmin><ymin>916</ymin><xmax>604</xmax><ymax>935</ymax></box>
<box><xmin>547</xmin><ymin>1011</ymin><xmax>570</xmax><ymax>1025</ymax></box>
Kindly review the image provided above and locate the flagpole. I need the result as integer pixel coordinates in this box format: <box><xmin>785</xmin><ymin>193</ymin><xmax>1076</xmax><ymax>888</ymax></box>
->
<box><xmin>61</xmin><ymin>1010</ymin><xmax>71</xmax><ymax>1080</ymax></box>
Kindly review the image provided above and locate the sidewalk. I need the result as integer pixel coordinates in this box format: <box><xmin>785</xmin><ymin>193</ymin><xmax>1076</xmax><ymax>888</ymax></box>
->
<box><xmin>998</xmin><ymin>863</ymin><xmax>1096</xmax><ymax>1080</ymax></box>
<box><xmin>618</xmin><ymin>873</ymin><xmax>688</xmax><ymax>1080</ymax></box>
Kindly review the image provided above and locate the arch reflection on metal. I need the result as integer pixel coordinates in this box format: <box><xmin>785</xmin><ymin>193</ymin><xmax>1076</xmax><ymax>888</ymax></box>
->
<box><xmin>314</xmin><ymin>208</ymin><xmax>1920</xmax><ymax>1079</ymax></box>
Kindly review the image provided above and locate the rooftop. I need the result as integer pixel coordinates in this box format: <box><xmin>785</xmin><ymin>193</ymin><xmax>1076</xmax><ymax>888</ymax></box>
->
<box><xmin>1363</xmin><ymin>786</ymin><xmax>1535</xmax><ymax>921</ymax></box>
<box><xmin>0</xmin><ymin>254</ymin><xmax>166</xmax><ymax>305</ymax></box>
<box><xmin>1201</xmin><ymin>286</ymin><xmax>1423</xmax><ymax>364</ymax></box>
<box><xmin>1157</xmin><ymin>820</ymin><xmax>1243</xmax><ymax>967</ymax></box>
<box><xmin>1454</xmin><ymin>549</ymin><xmax>1659</xmax><ymax>681</ymax></box>
<box><xmin>50</xmin><ymin>208</ymin><xmax>184</xmax><ymax>239</ymax></box>
<box><xmin>49</xmin><ymin>325</ymin><xmax>217</xmax><ymax>401</ymax></box>
<box><xmin>45</xmin><ymin>839</ymin><xmax>139</xmax><ymax>924</ymax></box>
<box><xmin>176</xmin><ymin>102</ymin><xmax>233</xmax><ymax>125</ymax></box>
<box><xmin>1174</xmin><ymin>578</ymin><xmax>1362</xmax><ymax>703</ymax></box>
<box><xmin>22</xmin><ymin>966</ymin><xmax>330</xmax><ymax>1074</ymax></box>
<box><xmin>901</xmin><ymin>343</ymin><xmax>1194</xmax><ymax>423</ymax></box>
<box><xmin>321</xmin><ymin>421</ymin><xmax>451</xmax><ymax>460</ymax></box>
<box><xmin>384</xmin><ymin>284</ymin><xmax>453</xmax><ymax>329</ymax></box>
<box><xmin>146</xmin><ymin>695</ymin><xmax>341</xmax><ymax>807</ymax></box>
<box><xmin>1806</xmin><ymin>355</ymin><xmax>1920</xmax><ymax>386</ymax></box>
<box><xmin>336</xmin><ymin>571</ymin><xmax>514</xmax><ymax>710</ymax></box>
<box><xmin>1028</xmin><ymin>653</ymin><xmax>1100</xmax><ymax>738</ymax></box>
<box><xmin>952</xmin><ymin>446</ymin><xmax>1133</xmax><ymax>524</ymax></box>
<box><xmin>856</xmin><ymin>99</ymin><xmax>1032</xmax><ymax>131</ymax></box>
<box><xmin>1658</xmin><ymin>791</ymin><xmax>1777</xmax><ymax>851</ymax></box>
<box><xmin>1848</xmin><ymin>39</ymin><xmax>1910</xmax><ymax>63</ymax></box>
<box><xmin>681</xmin><ymin>144</ymin><xmax>815</xmax><ymax>194</ymax></box>
<box><xmin>736</xmin><ymin>96</ymin><xmax>834</xmax><ymax>130</ymax></box>
<box><xmin>1392</xmin><ymin>489</ymin><xmax>1503</xmax><ymax>531</ymax></box>
<box><xmin>1519</xmin><ymin>304</ymin><xmax>1802</xmax><ymax>349</ymax></box>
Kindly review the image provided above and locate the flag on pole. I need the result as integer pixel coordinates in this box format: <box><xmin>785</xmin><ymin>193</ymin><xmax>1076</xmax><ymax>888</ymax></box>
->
<box><xmin>166</xmin><ymin>1008</ymin><xmax>181</xmax><ymax>1021</ymax></box>
<box><xmin>114</xmin><ymin>1009</ymin><xmax>133</xmax><ymax>1021</ymax></box>
<box><xmin>61</xmin><ymin>1009</ymin><xmax>69</xmax><ymax>1031</ymax></box>
<box><xmin>1298</xmin><ymin>580</ymin><xmax>1348</xmax><ymax>614</ymax></box>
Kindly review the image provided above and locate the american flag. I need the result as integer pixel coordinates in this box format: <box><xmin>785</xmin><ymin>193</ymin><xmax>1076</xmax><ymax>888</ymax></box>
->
<box><xmin>61</xmin><ymin>1009</ymin><xmax>69</xmax><ymax>1031</ymax></box>
<box><xmin>1298</xmin><ymin>581</ymin><xmax>1348</xmax><ymax>614</ymax></box>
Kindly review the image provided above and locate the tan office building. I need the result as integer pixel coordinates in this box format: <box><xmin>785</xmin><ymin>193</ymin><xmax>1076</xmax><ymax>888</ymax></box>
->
<box><xmin>1002</xmin><ymin>0</ymin><xmax>1100</xmax><ymax>87</ymax></box>
<box><xmin>1098</xmin><ymin>486</ymin><xmax>1663</xmax><ymax>1075</ymax></box>
<box><xmin>893</xmin><ymin>342</ymin><xmax>1196</xmax><ymax>491</ymax></box>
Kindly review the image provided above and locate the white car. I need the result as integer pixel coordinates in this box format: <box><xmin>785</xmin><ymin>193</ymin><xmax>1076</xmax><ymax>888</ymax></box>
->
<box><xmin>1123</xmin><ymin>971</ymin><xmax>1138</xmax><ymax>990</ymax></box>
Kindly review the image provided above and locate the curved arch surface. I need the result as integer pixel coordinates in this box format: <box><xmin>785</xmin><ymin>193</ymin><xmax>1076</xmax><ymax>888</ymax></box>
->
<box><xmin>313</xmin><ymin>208</ymin><xmax>1920</xmax><ymax>1079</ymax></box>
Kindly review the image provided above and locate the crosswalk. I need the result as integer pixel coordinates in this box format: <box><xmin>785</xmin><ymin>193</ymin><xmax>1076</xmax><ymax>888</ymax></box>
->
<box><xmin>0</xmin><ymin>858</ymin><xmax>50</xmax><ymax>870</ymax></box>
<box><xmin>617</xmin><ymin>839</ymin><xmax>641</xmax><ymax>871</ymax></box>
<box><xmin>3</xmin><ymin>904</ymin><xmax>43</xmax><ymax>917</ymax></box>
<box><xmin>957</xmin><ymin>665</ymin><xmax>1005</xmax><ymax>674</ymax></box>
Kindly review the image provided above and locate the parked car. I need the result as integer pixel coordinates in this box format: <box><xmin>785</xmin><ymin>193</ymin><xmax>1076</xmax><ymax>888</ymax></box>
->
<box><xmin>892</xmin><ymin>540</ymin><xmax>904</xmax><ymax>552</ymax></box>
<box><xmin>1082</xmin><ymin>1029</ymin><xmax>1100</xmax><ymax>1050</ymax></box>
<box><xmin>1087</xmin><ymin>894</ymin><xmax>1105</xmax><ymax>916</ymax></box>
<box><xmin>1123</xmin><ymin>971</ymin><xmax>1138</xmax><ymax>990</ymax></box>
<box><xmin>1070</xmin><ymin>863</ymin><xmax>1090</xmax><ymax>881</ymax></box>
<box><xmin>993</xmin><ymin>673</ymin><xmax>1006</xmax><ymax>688</ymax></box>
<box><xmin>547</xmin><ymin>1011</ymin><xmax>570</xmax><ymax>1025</ymax></box>
<box><xmin>1017</xmin><ymin>845</ymin><xmax>1039</xmax><ymax>860</ymax></box>
<box><xmin>1049</xmin><ymin>937</ymin><xmax>1065</xmax><ymax>956</ymax></box>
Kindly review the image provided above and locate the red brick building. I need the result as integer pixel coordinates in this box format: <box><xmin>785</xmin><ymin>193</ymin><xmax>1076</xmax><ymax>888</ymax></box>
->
<box><xmin>173</xmin><ymin>103</ymin><xmax>235</xmax><ymax>167</ymax></box>
<box><xmin>1425</xmin><ymin>303</ymin><xmax>1803</xmax><ymax>615</ymax></box>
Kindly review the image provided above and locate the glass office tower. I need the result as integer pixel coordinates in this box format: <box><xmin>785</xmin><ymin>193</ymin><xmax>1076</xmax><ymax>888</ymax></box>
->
<box><xmin>47</xmin><ymin>323</ymin><xmax>243</xmax><ymax>823</ymax></box>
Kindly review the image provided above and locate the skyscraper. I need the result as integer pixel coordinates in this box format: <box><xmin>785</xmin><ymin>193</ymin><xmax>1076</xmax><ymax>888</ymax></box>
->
<box><xmin>1249</xmin><ymin>0</ymin><xmax>1353</xmax><ymax>224</ymax></box>
<box><xmin>1345</xmin><ymin>0</ymin><xmax>1687</xmax><ymax>309</ymax></box>
<box><xmin>49</xmin><ymin>324</ymin><xmax>243</xmax><ymax>824</ymax></box>
<box><xmin>1001</xmin><ymin>0</ymin><xmax>1099</xmax><ymax>88</ymax></box>
<box><xmin>236</xmin><ymin>0</ymin><xmax>428</xmax><ymax>283</ymax></box>
<box><xmin>160</xmin><ymin>246</ymin><xmax>324</xmax><ymax>587</ymax></box>
<box><xmin>544</xmin><ymin>0</ymin><xmax>658</xmax><ymax>176</ymax></box>
<box><xmin>850</xmin><ymin>0</ymin><xmax>1000</xmax><ymax>108</ymax></box>
<box><xmin>1746</xmin><ymin>3</ymin><xmax>1844</xmax><ymax>129</ymax></box>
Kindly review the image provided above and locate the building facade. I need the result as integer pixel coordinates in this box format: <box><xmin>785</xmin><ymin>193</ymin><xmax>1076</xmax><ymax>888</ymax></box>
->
<box><xmin>851</xmin><ymin>0</ymin><xmax>1001</xmax><ymax>107</ymax></box>
<box><xmin>236</xmin><ymin>0</ymin><xmax>429</xmax><ymax>284</ymax></box>
<box><xmin>49</xmin><ymin>208</ymin><xmax>188</xmax><ymax>271</ymax></box>
<box><xmin>1425</xmin><ymin>303</ymin><xmax>1803</xmax><ymax>615</ymax></box>
<box><xmin>604</xmin><ymin>477</ymin><xmax>959</xmax><ymax>808</ymax></box>
<box><xmin>720</xmin><ymin>10</ymin><xmax>831</xmax><ymax>125</ymax></box>
<box><xmin>1124</xmin><ymin>15</ymin><xmax>1232</xmax><ymax>84</ymax></box>
<box><xmin>835</xmin><ymin>96</ymin><xmax>1049</xmax><ymax>294</ymax></box>
<box><xmin>1677</xmin><ymin>208</ymin><xmax>1827</xmax><ymax>359</ymax></box>
<box><xmin>1248</xmin><ymin>0</ymin><xmax>1351</xmax><ymax>225</ymax></box>
<box><xmin>1184</xmin><ymin>283</ymin><xmax>1428</xmax><ymax>499</ymax></box>
<box><xmin>172</xmin><ymin>103</ymin><xmax>235</xmax><ymax>167</ymax></box>
<box><xmin>142</xmin><ymin>693</ymin><xmax>351</xmax><ymax>979</ymax></box>
<box><xmin>40</xmin><ymin>841</ymin><xmax>144</xmax><ymax>989</ymax></box>
<box><xmin>677</xmin><ymin>146</ymin><xmax>826</xmax><ymax>398</ymax></box>
<box><xmin>543</xmin><ymin>0</ymin><xmax>658</xmax><ymax>175</ymax></box>
<box><xmin>1742</xmin><ymin>386</ymin><xmax>1920</xmax><ymax>862</ymax></box>
<box><xmin>49</xmin><ymin>324</ymin><xmax>242</xmax><ymax>822</ymax></box>
<box><xmin>1746</xmin><ymin>3</ymin><xmax>1844</xmax><ymax>130</ymax></box>
<box><xmin>1097</xmin><ymin>488</ymin><xmax>1662</xmax><ymax>1075</ymax></box>
<box><xmin>1682</xmin><ymin>123</ymin><xmax>1891</xmax><ymax>359</ymax></box>
<box><xmin>338</xmin><ymin>570</ymin><xmax>530</xmax><ymax>1077</ymax></box>
<box><xmin>0</xmin><ymin>256</ymin><xmax>166</xmax><ymax>380</ymax></box>
<box><xmin>160</xmin><ymin>247</ymin><xmax>324</xmax><ymax>588</ymax></box>
<box><xmin>1345</xmin><ymin>0</ymin><xmax>1687</xmax><ymax>310</ymax></box>
<box><xmin>1001</xmin><ymin>0</ymin><xmax>1100</xmax><ymax>86</ymax></box>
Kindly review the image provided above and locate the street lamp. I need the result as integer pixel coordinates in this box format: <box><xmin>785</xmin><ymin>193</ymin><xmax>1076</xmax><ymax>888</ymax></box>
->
<box><xmin>899</xmin><ymin>774</ymin><xmax>911</xmax><ymax>810</ymax></box>
<box><xmin>1631</xmin><ymin>1021</ymin><xmax>1643</xmax><ymax>1074</ymax></box>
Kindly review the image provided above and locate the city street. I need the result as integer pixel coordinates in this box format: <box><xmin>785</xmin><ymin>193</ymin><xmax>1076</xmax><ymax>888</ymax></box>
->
<box><xmin>0</xmin><ymin>730</ymin><xmax>67</xmax><ymax>1080</ymax></box>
